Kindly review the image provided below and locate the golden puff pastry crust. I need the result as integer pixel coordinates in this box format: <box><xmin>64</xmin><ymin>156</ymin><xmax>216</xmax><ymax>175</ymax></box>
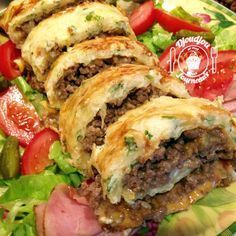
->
<box><xmin>59</xmin><ymin>64</ymin><xmax>190</xmax><ymax>176</ymax></box>
<box><xmin>90</xmin><ymin>96</ymin><xmax>236</xmax><ymax>204</ymax></box>
<box><xmin>21</xmin><ymin>2</ymin><xmax>135</xmax><ymax>81</ymax></box>
<box><xmin>45</xmin><ymin>36</ymin><xmax>160</xmax><ymax>108</ymax></box>
<box><xmin>0</xmin><ymin>0</ymin><xmax>79</xmax><ymax>47</ymax></box>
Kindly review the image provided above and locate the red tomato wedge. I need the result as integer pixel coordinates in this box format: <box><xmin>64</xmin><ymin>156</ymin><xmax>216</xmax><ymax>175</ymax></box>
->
<box><xmin>129</xmin><ymin>1</ymin><xmax>156</xmax><ymax>35</ymax></box>
<box><xmin>21</xmin><ymin>128</ymin><xmax>59</xmax><ymax>175</ymax></box>
<box><xmin>0</xmin><ymin>86</ymin><xmax>41</xmax><ymax>146</ymax></box>
<box><xmin>155</xmin><ymin>8</ymin><xmax>209</xmax><ymax>33</ymax></box>
<box><xmin>0</xmin><ymin>40</ymin><xmax>21</xmax><ymax>80</ymax></box>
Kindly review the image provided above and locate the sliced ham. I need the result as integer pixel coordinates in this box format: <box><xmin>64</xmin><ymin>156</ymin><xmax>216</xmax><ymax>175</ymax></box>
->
<box><xmin>34</xmin><ymin>203</ymin><xmax>47</xmax><ymax>236</ymax></box>
<box><xmin>35</xmin><ymin>184</ymin><xmax>102</xmax><ymax>236</ymax></box>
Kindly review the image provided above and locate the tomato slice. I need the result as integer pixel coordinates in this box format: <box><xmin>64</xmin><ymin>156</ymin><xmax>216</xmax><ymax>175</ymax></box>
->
<box><xmin>188</xmin><ymin>64</ymin><xmax>234</xmax><ymax>100</ymax></box>
<box><xmin>0</xmin><ymin>40</ymin><xmax>21</xmax><ymax>80</ymax></box>
<box><xmin>0</xmin><ymin>86</ymin><xmax>41</xmax><ymax>146</ymax></box>
<box><xmin>21</xmin><ymin>128</ymin><xmax>59</xmax><ymax>175</ymax></box>
<box><xmin>155</xmin><ymin>8</ymin><xmax>209</xmax><ymax>34</ymax></box>
<box><xmin>129</xmin><ymin>1</ymin><xmax>156</xmax><ymax>35</ymax></box>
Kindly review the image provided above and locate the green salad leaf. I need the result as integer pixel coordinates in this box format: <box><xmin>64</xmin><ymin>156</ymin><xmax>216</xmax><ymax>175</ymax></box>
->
<box><xmin>49</xmin><ymin>141</ymin><xmax>83</xmax><ymax>187</ymax></box>
<box><xmin>213</xmin><ymin>28</ymin><xmax>236</xmax><ymax>50</ymax></box>
<box><xmin>138</xmin><ymin>24</ymin><xmax>175</xmax><ymax>55</ymax></box>
<box><xmin>0</xmin><ymin>171</ymin><xmax>72</xmax><ymax>236</ymax></box>
<box><xmin>0</xmin><ymin>171</ymin><xmax>70</xmax><ymax>203</ymax></box>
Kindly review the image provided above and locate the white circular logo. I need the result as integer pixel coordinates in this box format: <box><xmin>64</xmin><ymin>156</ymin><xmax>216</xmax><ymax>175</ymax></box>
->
<box><xmin>169</xmin><ymin>36</ymin><xmax>218</xmax><ymax>84</ymax></box>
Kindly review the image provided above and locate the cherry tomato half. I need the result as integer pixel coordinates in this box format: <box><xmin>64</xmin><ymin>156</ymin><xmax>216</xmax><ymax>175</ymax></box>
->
<box><xmin>129</xmin><ymin>1</ymin><xmax>156</xmax><ymax>35</ymax></box>
<box><xmin>155</xmin><ymin>8</ymin><xmax>209</xmax><ymax>34</ymax></box>
<box><xmin>21</xmin><ymin>128</ymin><xmax>59</xmax><ymax>175</ymax></box>
<box><xmin>0</xmin><ymin>40</ymin><xmax>21</xmax><ymax>80</ymax></box>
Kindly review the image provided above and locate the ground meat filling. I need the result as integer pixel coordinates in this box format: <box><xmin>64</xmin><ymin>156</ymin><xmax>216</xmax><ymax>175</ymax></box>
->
<box><xmin>123</xmin><ymin>127</ymin><xmax>234</xmax><ymax>197</ymax></box>
<box><xmin>78</xmin><ymin>160</ymin><xmax>234</xmax><ymax>231</ymax></box>
<box><xmin>15</xmin><ymin>2</ymin><xmax>79</xmax><ymax>40</ymax></box>
<box><xmin>55</xmin><ymin>56</ymin><xmax>137</xmax><ymax>100</ymax></box>
<box><xmin>81</xmin><ymin>85</ymin><xmax>166</xmax><ymax>152</ymax></box>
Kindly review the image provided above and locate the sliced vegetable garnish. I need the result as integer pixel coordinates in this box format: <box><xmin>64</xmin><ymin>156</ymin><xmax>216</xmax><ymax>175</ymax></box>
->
<box><xmin>129</xmin><ymin>1</ymin><xmax>156</xmax><ymax>35</ymax></box>
<box><xmin>155</xmin><ymin>8</ymin><xmax>209</xmax><ymax>34</ymax></box>
<box><xmin>0</xmin><ymin>40</ymin><xmax>21</xmax><ymax>80</ymax></box>
<box><xmin>0</xmin><ymin>86</ymin><xmax>41</xmax><ymax>146</ymax></box>
<box><xmin>21</xmin><ymin>128</ymin><xmax>59</xmax><ymax>175</ymax></box>
<box><xmin>0</xmin><ymin>136</ymin><xmax>20</xmax><ymax>179</ymax></box>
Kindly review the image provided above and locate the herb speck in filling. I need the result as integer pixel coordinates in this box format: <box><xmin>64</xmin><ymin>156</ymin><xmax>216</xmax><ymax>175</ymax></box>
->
<box><xmin>109</xmin><ymin>83</ymin><xmax>124</xmax><ymax>93</ymax></box>
<box><xmin>85</xmin><ymin>11</ymin><xmax>103</xmax><ymax>22</ymax></box>
<box><xmin>124</xmin><ymin>136</ymin><xmax>138</xmax><ymax>153</ymax></box>
<box><xmin>144</xmin><ymin>130</ymin><xmax>153</xmax><ymax>140</ymax></box>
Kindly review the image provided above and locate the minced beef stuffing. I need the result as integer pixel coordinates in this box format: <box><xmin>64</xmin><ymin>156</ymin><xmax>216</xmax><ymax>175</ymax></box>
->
<box><xmin>78</xmin><ymin>160</ymin><xmax>234</xmax><ymax>231</ymax></box>
<box><xmin>81</xmin><ymin>85</ymin><xmax>166</xmax><ymax>152</ymax></box>
<box><xmin>123</xmin><ymin>127</ymin><xmax>234</xmax><ymax>197</ymax></box>
<box><xmin>55</xmin><ymin>56</ymin><xmax>137</xmax><ymax>100</ymax></box>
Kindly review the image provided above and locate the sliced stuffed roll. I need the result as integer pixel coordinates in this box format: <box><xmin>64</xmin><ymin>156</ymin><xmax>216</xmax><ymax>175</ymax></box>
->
<box><xmin>90</xmin><ymin>96</ymin><xmax>236</xmax><ymax>204</ymax></box>
<box><xmin>45</xmin><ymin>36</ymin><xmax>159</xmax><ymax>108</ymax></box>
<box><xmin>59</xmin><ymin>64</ymin><xmax>189</xmax><ymax>175</ymax></box>
<box><xmin>0</xmin><ymin>0</ymin><xmax>80</xmax><ymax>47</ymax></box>
<box><xmin>21</xmin><ymin>2</ymin><xmax>135</xmax><ymax>81</ymax></box>
<box><xmin>78</xmin><ymin>96</ymin><xmax>236</xmax><ymax>231</ymax></box>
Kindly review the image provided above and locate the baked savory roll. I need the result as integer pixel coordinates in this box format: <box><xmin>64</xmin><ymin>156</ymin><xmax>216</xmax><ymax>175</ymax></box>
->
<box><xmin>21</xmin><ymin>2</ymin><xmax>135</xmax><ymax>81</ymax></box>
<box><xmin>59</xmin><ymin>64</ymin><xmax>189</xmax><ymax>175</ymax></box>
<box><xmin>45</xmin><ymin>36</ymin><xmax>159</xmax><ymax>108</ymax></box>
<box><xmin>90</xmin><ymin>96</ymin><xmax>236</xmax><ymax>204</ymax></box>
<box><xmin>78</xmin><ymin>96</ymin><xmax>236</xmax><ymax>231</ymax></box>
<box><xmin>0</xmin><ymin>0</ymin><xmax>79</xmax><ymax>47</ymax></box>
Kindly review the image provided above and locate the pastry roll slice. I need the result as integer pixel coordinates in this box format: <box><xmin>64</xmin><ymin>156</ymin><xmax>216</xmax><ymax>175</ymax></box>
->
<box><xmin>45</xmin><ymin>36</ymin><xmax>159</xmax><ymax>108</ymax></box>
<box><xmin>90</xmin><ymin>96</ymin><xmax>236</xmax><ymax>204</ymax></box>
<box><xmin>59</xmin><ymin>64</ymin><xmax>189</xmax><ymax>175</ymax></box>
<box><xmin>21</xmin><ymin>2</ymin><xmax>135</xmax><ymax>81</ymax></box>
<box><xmin>0</xmin><ymin>0</ymin><xmax>79</xmax><ymax>47</ymax></box>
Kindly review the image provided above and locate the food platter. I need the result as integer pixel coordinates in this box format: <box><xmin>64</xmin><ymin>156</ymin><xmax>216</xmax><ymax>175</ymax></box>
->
<box><xmin>0</xmin><ymin>0</ymin><xmax>235</xmax><ymax>236</ymax></box>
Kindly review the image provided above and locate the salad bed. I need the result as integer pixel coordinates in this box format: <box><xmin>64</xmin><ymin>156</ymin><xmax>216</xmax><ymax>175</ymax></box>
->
<box><xmin>0</xmin><ymin>0</ymin><xmax>235</xmax><ymax>235</ymax></box>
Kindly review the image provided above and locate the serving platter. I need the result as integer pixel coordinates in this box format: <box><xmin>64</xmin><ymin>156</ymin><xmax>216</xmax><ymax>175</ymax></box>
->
<box><xmin>0</xmin><ymin>0</ymin><xmax>235</xmax><ymax>236</ymax></box>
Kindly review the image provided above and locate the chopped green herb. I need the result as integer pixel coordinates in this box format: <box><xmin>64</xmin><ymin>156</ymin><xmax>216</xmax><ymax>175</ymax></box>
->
<box><xmin>109</xmin><ymin>83</ymin><xmax>124</xmax><ymax>93</ymax></box>
<box><xmin>124</xmin><ymin>137</ymin><xmax>138</xmax><ymax>153</ymax></box>
<box><xmin>107</xmin><ymin>177</ymin><xmax>117</xmax><ymax>192</ymax></box>
<box><xmin>145</xmin><ymin>130</ymin><xmax>153</xmax><ymax>140</ymax></box>
<box><xmin>145</xmin><ymin>74</ymin><xmax>154</xmax><ymax>81</ymax></box>
<box><xmin>85</xmin><ymin>11</ymin><xmax>103</xmax><ymax>22</ymax></box>
<box><xmin>233</xmin><ymin>137</ymin><xmax>236</xmax><ymax>143</ymax></box>
<box><xmin>161</xmin><ymin>115</ymin><xmax>176</xmax><ymax>119</ymax></box>
<box><xmin>205</xmin><ymin>116</ymin><xmax>215</xmax><ymax>125</ymax></box>
<box><xmin>77</xmin><ymin>135</ymin><xmax>83</xmax><ymax>141</ymax></box>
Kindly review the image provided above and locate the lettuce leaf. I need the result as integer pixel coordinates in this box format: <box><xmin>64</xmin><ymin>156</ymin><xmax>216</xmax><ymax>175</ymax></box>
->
<box><xmin>0</xmin><ymin>171</ymin><xmax>70</xmax><ymax>203</ymax></box>
<box><xmin>0</xmin><ymin>171</ymin><xmax>71</xmax><ymax>236</ymax></box>
<box><xmin>49</xmin><ymin>141</ymin><xmax>83</xmax><ymax>187</ymax></box>
<box><xmin>138</xmin><ymin>24</ymin><xmax>175</xmax><ymax>55</ymax></box>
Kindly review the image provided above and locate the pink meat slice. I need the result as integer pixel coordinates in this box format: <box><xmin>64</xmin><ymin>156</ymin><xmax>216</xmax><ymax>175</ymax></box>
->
<box><xmin>35</xmin><ymin>203</ymin><xmax>47</xmax><ymax>236</ymax></box>
<box><xmin>43</xmin><ymin>184</ymin><xmax>102</xmax><ymax>236</ymax></box>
